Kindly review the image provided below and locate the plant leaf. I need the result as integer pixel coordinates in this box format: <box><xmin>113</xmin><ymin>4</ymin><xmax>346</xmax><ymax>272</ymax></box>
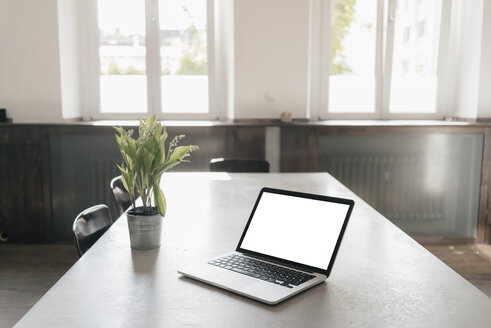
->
<box><xmin>153</xmin><ymin>183</ymin><xmax>166</xmax><ymax>217</ymax></box>
<box><xmin>117</xmin><ymin>164</ymin><xmax>133</xmax><ymax>195</ymax></box>
<box><xmin>168</xmin><ymin>145</ymin><xmax>198</xmax><ymax>163</ymax></box>
<box><xmin>113</xmin><ymin>118</ymin><xmax>197</xmax><ymax>215</ymax></box>
<box><xmin>142</xmin><ymin>147</ymin><xmax>154</xmax><ymax>175</ymax></box>
<box><xmin>127</xmin><ymin>138</ymin><xmax>137</xmax><ymax>159</ymax></box>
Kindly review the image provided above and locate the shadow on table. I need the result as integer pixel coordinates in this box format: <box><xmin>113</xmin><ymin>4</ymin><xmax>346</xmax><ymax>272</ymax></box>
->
<box><xmin>131</xmin><ymin>247</ymin><xmax>160</xmax><ymax>274</ymax></box>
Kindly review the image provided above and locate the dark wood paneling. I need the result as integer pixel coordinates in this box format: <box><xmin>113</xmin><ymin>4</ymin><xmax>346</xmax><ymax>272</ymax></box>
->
<box><xmin>482</xmin><ymin>127</ymin><xmax>491</xmax><ymax>244</ymax></box>
<box><xmin>40</xmin><ymin>128</ymin><xmax>54</xmax><ymax>242</ymax></box>
<box><xmin>280</xmin><ymin>126</ymin><xmax>317</xmax><ymax>172</ymax></box>
<box><xmin>0</xmin><ymin>125</ymin><xmax>47</xmax><ymax>243</ymax></box>
<box><xmin>0</xmin><ymin>125</ymin><xmax>42</xmax><ymax>144</ymax></box>
<box><xmin>3</xmin><ymin>122</ymin><xmax>491</xmax><ymax>243</ymax></box>
<box><xmin>0</xmin><ymin>124</ymin><xmax>267</xmax><ymax>243</ymax></box>
<box><xmin>226</xmin><ymin>126</ymin><xmax>266</xmax><ymax>159</ymax></box>
<box><xmin>0</xmin><ymin>143</ymin><xmax>45</xmax><ymax>243</ymax></box>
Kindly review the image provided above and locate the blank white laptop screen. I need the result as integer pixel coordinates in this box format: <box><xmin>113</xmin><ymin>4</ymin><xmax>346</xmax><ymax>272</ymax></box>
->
<box><xmin>239</xmin><ymin>191</ymin><xmax>351</xmax><ymax>270</ymax></box>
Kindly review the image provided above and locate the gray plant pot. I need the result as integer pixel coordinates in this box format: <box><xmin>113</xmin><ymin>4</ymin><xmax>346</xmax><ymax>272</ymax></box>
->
<box><xmin>126</xmin><ymin>211</ymin><xmax>162</xmax><ymax>250</ymax></box>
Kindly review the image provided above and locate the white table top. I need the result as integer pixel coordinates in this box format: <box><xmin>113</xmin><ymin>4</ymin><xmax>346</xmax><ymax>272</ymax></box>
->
<box><xmin>15</xmin><ymin>173</ymin><xmax>491</xmax><ymax>327</ymax></box>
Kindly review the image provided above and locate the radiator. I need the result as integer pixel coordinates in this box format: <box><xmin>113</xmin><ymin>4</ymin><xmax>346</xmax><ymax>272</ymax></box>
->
<box><xmin>321</xmin><ymin>155</ymin><xmax>445</xmax><ymax>223</ymax></box>
<box><xmin>317</xmin><ymin>134</ymin><xmax>483</xmax><ymax>237</ymax></box>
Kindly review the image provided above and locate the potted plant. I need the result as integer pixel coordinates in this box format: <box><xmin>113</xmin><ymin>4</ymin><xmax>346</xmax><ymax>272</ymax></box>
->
<box><xmin>114</xmin><ymin>115</ymin><xmax>198</xmax><ymax>249</ymax></box>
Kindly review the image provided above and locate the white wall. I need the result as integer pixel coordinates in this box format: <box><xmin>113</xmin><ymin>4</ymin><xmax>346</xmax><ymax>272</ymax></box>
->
<box><xmin>57</xmin><ymin>0</ymin><xmax>82</xmax><ymax>120</ymax></box>
<box><xmin>234</xmin><ymin>0</ymin><xmax>309</xmax><ymax>120</ymax></box>
<box><xmin>453</xmin><ymin>0</ymin><xmax>484</xmax><ymax>120</ymax></box>
<box><xmin>1</xmin><ymin>0</ymin><xmax>491</xmax><ymax>122</ymax></box>
<box><xmin>213</xmin><ymin>0</ymin><xmax>235</xmax><ymax>120</ymax></box>
<box><xmin>0</xmin><ymin>0</ymin><xmax>63</xmax><ymax>123</ymax></box>
<box><xmin>477</xmin><ymin>0</ymin><xmax>491</xmax><ymax>119</ymax></box>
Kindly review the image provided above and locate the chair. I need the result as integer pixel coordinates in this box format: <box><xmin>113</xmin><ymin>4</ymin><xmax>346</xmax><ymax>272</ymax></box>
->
<box><xmin>209</xmin><ymin>158</ymin><xmax>270</xmax><ymax>173</ymax></box>
<box><xmin>110</xmin><ymin>176</ymin><xmax>132</xmax><ymax>216</ymax></box>
<box><xmin>72</xmin><ymin>204</ymin><xmax>113</xmax><ymax>257</ymax></box>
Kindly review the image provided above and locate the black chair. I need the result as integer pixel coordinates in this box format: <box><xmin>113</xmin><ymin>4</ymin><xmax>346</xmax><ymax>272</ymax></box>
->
<box><xmin>209</xmin><ymin>158</ymin><xmax>270</xmax><ymax>173</ymax></box>
<box><xmin>72</xmin><ymin>204</ymin><xmax>113</xmax><ymax>257</ymax></box>
<box><xmin>110</xmin><ymin>176</ymin><xmax>132</xmax><ymax>216</ymax></box>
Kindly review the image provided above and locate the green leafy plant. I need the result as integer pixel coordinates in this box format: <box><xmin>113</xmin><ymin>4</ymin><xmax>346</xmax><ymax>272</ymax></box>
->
<box><xmin>114</xmin><ymin>115</ymin><xmax>198</xmax><ymax>216</ymax></box>
<box><xmin>330</xmin><ymin>0</ymin><xmax>357</xmax><ymax>75</ymax></box>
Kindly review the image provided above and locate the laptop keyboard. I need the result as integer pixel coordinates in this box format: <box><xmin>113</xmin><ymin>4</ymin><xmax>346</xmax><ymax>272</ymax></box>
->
<box><xmin>208</xmin><ymin>254</ymin><xmax>316</xmax><ymax>288</ymax></box>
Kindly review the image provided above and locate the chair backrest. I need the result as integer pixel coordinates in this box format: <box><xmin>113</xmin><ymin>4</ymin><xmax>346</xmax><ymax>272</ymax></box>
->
<box><xmin>209</xmin><ymin>158</ymin><xmax>270</xmax><ymax>173</ymax></box>
<box><xmin>110</xmin><ymin>176</ymin><xmax>132</xmax><ymax>216</ymax></box>
<box><xmin>72</xmin><ymin>204</ymin><xmax>113</xmax><ymax>257</ymax></box>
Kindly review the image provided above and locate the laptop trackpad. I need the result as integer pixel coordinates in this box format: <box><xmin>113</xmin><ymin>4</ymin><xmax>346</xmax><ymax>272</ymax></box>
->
<box><xmin>212</xmin><ymin>268</ymin><xmax>259</xmax><ymax>290</ymax></box>
<box><xmin>179</xmin><ymin>263</ymin><xmax>256</xmax><ymax>291</ymax></box>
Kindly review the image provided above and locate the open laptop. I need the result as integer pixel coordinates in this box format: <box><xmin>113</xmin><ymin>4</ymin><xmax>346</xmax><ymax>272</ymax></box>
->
<box><xmin>178</xmin><ymin>187</ymin><xmax>354</xmax><ymax>305</ymax></box>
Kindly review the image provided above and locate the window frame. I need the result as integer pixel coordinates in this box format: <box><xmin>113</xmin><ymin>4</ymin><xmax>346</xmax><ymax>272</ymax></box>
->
<box><xmin>83</xmin><ymin>0</ymin><xmax>218</xmax><ymax>120</ymax></box>
<box><xmin>310</xmin><ymin>0</ymin><xmax>453</xmax><ymax>120</ymax></box>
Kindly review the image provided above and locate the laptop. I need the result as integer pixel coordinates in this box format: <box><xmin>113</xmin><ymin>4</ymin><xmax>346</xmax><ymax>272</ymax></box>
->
<box><xmin>178</xmin><ymin>187</ymin><xmax>354</xmax><ymax>305</ymax></box>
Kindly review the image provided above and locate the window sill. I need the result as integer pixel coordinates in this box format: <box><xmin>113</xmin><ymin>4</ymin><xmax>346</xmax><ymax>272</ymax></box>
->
<box><xmin>2</xmin><ymin>118</ymin><xmax>488</xmax><ymax>128</ymax></box>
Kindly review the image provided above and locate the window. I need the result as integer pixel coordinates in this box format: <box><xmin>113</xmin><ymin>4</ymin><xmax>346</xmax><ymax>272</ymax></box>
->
<box><xmin>418</xmin><ymin>20</ymin><xmax>426</xmax><ymax>38</ymax></box>
<box><xmin>89</xmin><ymin>0</ymin><xmax>215</xmax><ymax>119</ymax></box>
<box><xmin>328</xmin><ymin>0</ymin><xmax>378</xmax><ymax>114</ymax></box>
<box><xmin>159</xmin><ymin>1</ymin><xmax>209</xmax><ymax>114</ymax></box>
<box><xmin>402</xmin><ymin>60</ymin><xmax>409</xmax><ymax>73</ymax></box>
<box><xmin>403</xmin><ymin>27</ymin><xmax>411</xmax><ymax>43</ymax></box>
<box><xmin>388</xmin><ymin>0</ymin><xmax>442</xmax><ymax>114</ymax></box>
<box><xmin>313</xmin><ymin>0</ymin><xmax>449</xmax><ymax>119</ymax></box>
<box><xmin>98</xmin><ymin>0</ymin><xmax>147</xmax><ymax>113</ymax></box>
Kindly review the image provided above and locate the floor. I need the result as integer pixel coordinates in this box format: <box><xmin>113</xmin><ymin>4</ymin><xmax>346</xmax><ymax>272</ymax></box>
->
<box><xmin>0</xmin><ymin>245</ymin><xmax>78</xmax><ymax>328</ymax></box>
<box><xmin>1</xmin><ymin>243</ymin><xmax>491</xmax><ymax>327</ymax></box>
<box><xmin>424</xmin><ymin>243</ymin><xmax>491</xmax><ymax>297</ymax></box>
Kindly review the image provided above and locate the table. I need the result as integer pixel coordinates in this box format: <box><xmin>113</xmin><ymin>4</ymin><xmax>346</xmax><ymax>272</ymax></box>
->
<box><xmin>15</xmin><ymin>173</ymin><xmax>491</xmax><ymax>327</ymax></box>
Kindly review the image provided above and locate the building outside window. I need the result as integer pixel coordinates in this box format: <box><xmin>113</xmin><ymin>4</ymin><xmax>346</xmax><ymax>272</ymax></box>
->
<box><xmin>90</xmin><ymin>0</ymin><xmax>214</xmax><ymax>119</ymax></box>
<box><xmin>320</xmin><ymin>0</ymin><xmax>448</xmax><ymax>119</ymax></box>
<box><xmin>89</xmin><ymin>0</ymin><xmax>449</xmax><ymax>121</ymax></box>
